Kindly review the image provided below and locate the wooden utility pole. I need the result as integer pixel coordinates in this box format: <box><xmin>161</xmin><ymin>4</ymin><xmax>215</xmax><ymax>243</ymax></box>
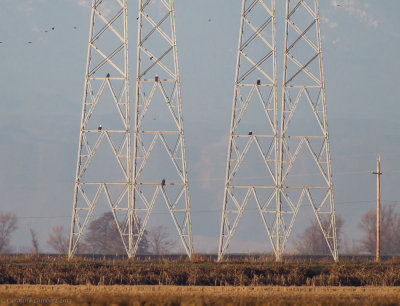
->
<box><xmin>372</xmin><ymin>156</ymin><xmax>382</xmax><ymax>262</ymax></box>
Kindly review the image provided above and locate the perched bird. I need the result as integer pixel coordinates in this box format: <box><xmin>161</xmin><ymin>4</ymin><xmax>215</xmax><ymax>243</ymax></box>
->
<box><xmin>161</xmin><ymin>178</ymin><xmax>166</xmax><ymax>186</ymax></box>
<box><xmin>248</xmin><ymin>131</ymin><xmax>253</xmax><ymax>136</ymax></box>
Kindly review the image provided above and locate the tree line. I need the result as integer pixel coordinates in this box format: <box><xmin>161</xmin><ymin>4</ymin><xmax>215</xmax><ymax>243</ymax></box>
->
<box><xmin>1</xmin><ymin>205</ymin><xmax>400</xmax><ymax>255</ymax></box>
<box><xmin>0</xmin><ymin>212</ymin><xmax>175</xmax><ymax>255</ymax></box>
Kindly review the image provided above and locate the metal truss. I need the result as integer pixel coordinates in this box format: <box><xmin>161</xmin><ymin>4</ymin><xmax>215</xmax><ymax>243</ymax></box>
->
<box><xmin>278</xmin><ymin>0</ymin><xmax>337</xmax><ymax>261</ymax></box>
<box><xmin>219</xmin><ymin>0</ymin><xmax>338</xmax><ymax>262</ymax></box>
<box><xmin>219</xmin><ymin>0</ymin><xmax>278</xmax><ymax>260</ymax></box>
<box><xmin>69</xmin><ymin>0</ymin><xmax>132</xmax><ymax>258</ymax></box>
<box><xmin>132</xmin><ymin>0</ymin><xmax>193</xmax><ymax>257</ymax></box>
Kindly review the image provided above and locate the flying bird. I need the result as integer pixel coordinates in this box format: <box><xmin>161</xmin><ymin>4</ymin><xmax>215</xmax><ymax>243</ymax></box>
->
<box><xmin>51</xmin><ymin>27</ymin><xmax>55</xmax><ymax>30</ymax></box>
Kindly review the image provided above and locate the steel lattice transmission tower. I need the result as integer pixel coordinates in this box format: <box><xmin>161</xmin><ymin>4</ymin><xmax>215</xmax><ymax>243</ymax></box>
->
<box><xmin>278</xmin><ymin>0</ymin><xmax>337</xmax><ymax>261</ymax></box>
<box><xmin>219</xmin><ymin>0</ymin><xmax>279</xmax><ymax>260</ymax></box>
<box><xmin>131</xmin><ymin>0</ymin><xmax>193</xmax><ymax>257</ymax></box>
<box><xmin>219</xmin><ymin>0</ymin><xmax>338</xmax><ymax>261</ymax></box>
<box><xmin>69</xmin><ymin>0</ymin><xmax>132</xmax><ymax>257</ymax></box>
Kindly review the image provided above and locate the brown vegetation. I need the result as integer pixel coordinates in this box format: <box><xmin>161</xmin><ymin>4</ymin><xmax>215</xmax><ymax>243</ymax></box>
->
<box><xmin>1</xmin><ymin>285</ymin><xmax>400</xmax><ymax>305</ymax></box>
<box><xmin>0</xmin><ymin>256</ymin><xmax>400</xmax><ymax>286</ymax></box>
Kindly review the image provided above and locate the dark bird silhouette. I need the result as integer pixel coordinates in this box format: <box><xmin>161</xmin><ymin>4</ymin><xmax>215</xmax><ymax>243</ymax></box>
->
<box><xmin>73</xmin><ymin>26</ymin><xmax>77</xmax><ymax>29</ymax></box>
<box><xmin>51</xmin><ymin>27</ymin><xmax>55</xmax><ymax>30</ymax></box>
<box><xmin>161</xmin><ymin>178</ymin><xmax>166</xmax><ymax>186</ymax></box>
<box><xmin>28</xmin><ymin>41</ymin><xmax>32</xmax><ymax>44</ymax></box>
<box><xmin>248</xmin><ymin>131</ymin><xmax>253</xmax><ymax>136</ymax></box>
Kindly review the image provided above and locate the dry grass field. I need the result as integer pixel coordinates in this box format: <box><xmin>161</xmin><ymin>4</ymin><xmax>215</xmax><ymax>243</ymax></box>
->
<box><xmin>1</xmin><ymin>255</ymin><xmax>400</xmax><ymax>286</ymax></box>
<box><xmin>1</xmin><ymin>256</ymin><xmax>400</xmax><ymax>305</ymax></box>
<box><xmin>1</xmin><ymin>285</ymin><xmax>400</xmax><ymax>305</ymax></box>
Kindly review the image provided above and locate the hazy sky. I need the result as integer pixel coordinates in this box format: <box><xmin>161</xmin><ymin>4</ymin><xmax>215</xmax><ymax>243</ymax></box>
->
<box><xmin>0</xmin><ymin>0</ymin><xmax>399</xmax><ymax>254</ymax></box>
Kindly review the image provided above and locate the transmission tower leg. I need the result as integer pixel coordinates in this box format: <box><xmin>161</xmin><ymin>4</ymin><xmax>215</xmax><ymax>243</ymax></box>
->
<box><xmin>218</xmin><ymin>0</ymin><xmax>279</xmax><ymax>261</ymax></box>
<box><xmin>69</xmin><ymin>0</ymin><xmax>131</xmax><ymax>258</ymax></box>
<box><xmin>131</xmin><ymin>0</ymin><xmax>193</xmax><ymax>258</ymax></box>
<box><xmin>278</xmin><ymin>0</ymin><xmax>338</xmax><ymax>261</ymax></box>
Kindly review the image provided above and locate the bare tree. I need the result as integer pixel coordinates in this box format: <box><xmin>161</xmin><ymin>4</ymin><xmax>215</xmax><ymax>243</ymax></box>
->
<box><xmin>84</xmin><ymin>212</ymin><xmax>148</xmax><ymax>255</ymax></box>
<box><xmin>29</xmin><ymin>227</ymin><xmax>39</xmax><ymax>254</ymax></box>
<box><xmin>293</xmin><ymin>216</ymin><xmax>343</xmax><ymax>255</ymax></box>
<box><xmin>148</xmin><ymin>225</ymin><xmax>176</xmax><ymax>255</ymax></box>
<box><xmin>47</xmin><ymin>225</ymin><xmax>68</xmax><ymax>254</ymax></box>
<box><xmin>0</xmin><ymin>212</ymin><xmax>18</xmax><ymax>253</ymax></box>
<box><xmin>358</xmin><ymin>204</ymin><xmax>400</xmax><ymax>255</ymax></box>
<box><xmin>341</xmin><ymin>234</ymin><xmax>362</xmax><ymax>255</ymax></box>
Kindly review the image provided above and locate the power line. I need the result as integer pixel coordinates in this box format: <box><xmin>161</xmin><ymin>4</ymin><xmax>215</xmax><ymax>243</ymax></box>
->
<box><xmin>17</xmin><ymin>200</ymin><xmax>392</xmax><ymax>221</ymax></box>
